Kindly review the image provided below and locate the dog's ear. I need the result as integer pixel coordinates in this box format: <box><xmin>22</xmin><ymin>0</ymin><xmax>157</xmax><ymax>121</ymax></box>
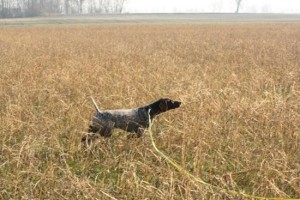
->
<box><xmin>159</xmin><ymin>99</ymin><xmax>168</xmax><ymax>112</ymax></box>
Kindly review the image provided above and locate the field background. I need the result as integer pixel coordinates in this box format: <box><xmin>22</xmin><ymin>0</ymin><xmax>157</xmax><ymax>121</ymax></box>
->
<box><xmin>0</xmin><ymin>13</ymin><xmax>300</xmax><ymax>26</ymax></box>
<box><xmin>0</xmin><ymin>17</ymin><xmax>300</xmax><ymax>199</ymax></box>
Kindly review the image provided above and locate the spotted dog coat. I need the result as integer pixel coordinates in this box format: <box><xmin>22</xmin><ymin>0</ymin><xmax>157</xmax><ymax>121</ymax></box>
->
<box><xmin>82</xmin><ymin>98</ymin><xmax>181</xmax><ymax>143</ymax></box>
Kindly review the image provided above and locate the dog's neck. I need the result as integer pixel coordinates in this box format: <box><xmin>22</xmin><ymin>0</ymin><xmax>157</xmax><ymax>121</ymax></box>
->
<box><xmin>144</xmin><ymin>100</ymin><xmax>163</xmax><ymax>119</ymax></box>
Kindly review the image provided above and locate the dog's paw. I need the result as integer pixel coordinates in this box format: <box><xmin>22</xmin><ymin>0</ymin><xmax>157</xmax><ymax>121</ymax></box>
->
<box><xmin>81</xmin><ymin>133</ymin><xmax>100</xmax><ymax>148</ymax></box>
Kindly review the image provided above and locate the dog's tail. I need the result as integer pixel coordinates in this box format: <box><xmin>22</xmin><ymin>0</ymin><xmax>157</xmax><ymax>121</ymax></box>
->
<box><xmin>90</xmin><ymin>97</ymin><xmax>101</xmax><ymax>113</ymax></box>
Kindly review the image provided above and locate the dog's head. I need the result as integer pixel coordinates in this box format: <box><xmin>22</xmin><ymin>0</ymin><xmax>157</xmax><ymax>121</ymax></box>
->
<box><xmin>148</xmin><ymin>98</ymin><xmax>181</xmax><ymax>118</ymax></box>
<box><xmin>158</xmin><ymin>98</ymin><xmax>181</xmax><ymax>112</ymax></box>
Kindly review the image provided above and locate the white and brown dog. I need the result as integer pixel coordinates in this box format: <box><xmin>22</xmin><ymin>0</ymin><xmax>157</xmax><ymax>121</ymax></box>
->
<box><xmin>82</xmin><ymin>98</ymin><xmax>181</xmax><ymax>144</ymax></box>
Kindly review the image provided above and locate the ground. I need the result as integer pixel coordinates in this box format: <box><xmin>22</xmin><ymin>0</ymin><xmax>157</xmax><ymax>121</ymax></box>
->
<box><xmin>0</xmin><ymin>14</ymin><xmax>299</xmax><ymax>199</ymax></box>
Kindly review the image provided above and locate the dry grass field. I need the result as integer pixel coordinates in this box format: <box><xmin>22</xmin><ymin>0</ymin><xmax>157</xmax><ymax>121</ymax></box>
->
<box><xmin>0</xmin><ymin>23</ymin><xmax>299</xmax><ymax>199</ymax></box>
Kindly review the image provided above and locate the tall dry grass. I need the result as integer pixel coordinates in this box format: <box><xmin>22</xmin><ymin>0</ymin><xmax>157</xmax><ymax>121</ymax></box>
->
<box><xmin>0</xmin><ymin>23</ymin><xmax>299</xmax><ymax>199</ymax></box>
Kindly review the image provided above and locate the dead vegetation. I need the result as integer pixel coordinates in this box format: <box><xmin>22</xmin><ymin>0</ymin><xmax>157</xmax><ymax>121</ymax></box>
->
<box><xmin>0</xmin><ymin>23</ymin><xmax>299</xmax><ymax>199</ymax></box>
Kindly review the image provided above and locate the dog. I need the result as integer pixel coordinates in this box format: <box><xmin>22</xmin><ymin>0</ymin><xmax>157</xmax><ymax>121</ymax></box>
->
<box><xmin>82</xmin><ymin>98</ymin><xmax>181</xmax><ymax>144</ymax></box>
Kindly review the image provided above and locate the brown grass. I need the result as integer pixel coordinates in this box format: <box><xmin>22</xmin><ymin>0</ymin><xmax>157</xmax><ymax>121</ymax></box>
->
<box><xmin>0</xmin><ymin>23</ymin><xmax>299</xmax><ymax>199</ymax></box>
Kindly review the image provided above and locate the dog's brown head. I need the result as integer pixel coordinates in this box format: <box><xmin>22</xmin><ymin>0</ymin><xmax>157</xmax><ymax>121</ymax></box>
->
<box><xmin>158</xmin><ymin>98</ymin><xmax>181</xmax><ymax>112</ymax></box>
<box><xmin>147</xmin><ymin>98</ymin><xmax>181</xmax><ymax>118</ymax></box>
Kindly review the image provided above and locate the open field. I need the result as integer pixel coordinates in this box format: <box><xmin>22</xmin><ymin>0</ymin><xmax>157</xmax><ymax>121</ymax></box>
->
<box><xmin>0</xmin><ymin>22</ymin><xmax>300</xmax><ymax>199</ymax></box>
<box><xmin>0</xmin><ymin>13</ymin><xmax>300</xmax><ymax>26</ymax></box>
